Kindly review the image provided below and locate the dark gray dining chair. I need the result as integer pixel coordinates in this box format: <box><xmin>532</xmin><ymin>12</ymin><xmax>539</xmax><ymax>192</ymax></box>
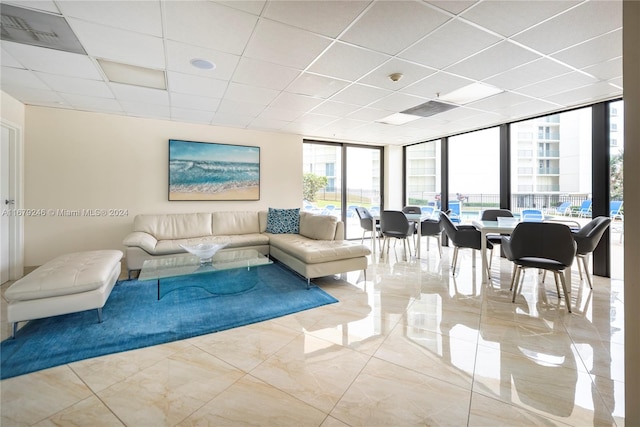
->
<box><xmin>355</xmin><ymin>207</ymin><xmax>380</xmax><ymax>246</ymax></box>
<box><xmin>572</xmin><ymin>216</ymin><xmax>611</xmax><ymax>289</ymax></box>
<box><xmin>380</xmin><ymin>210</ymin><xmax>414</xmax><ymax>259</ymax></box>
<box><xmin>481</xmin><ymin>209</ymin><xmax>514</xmax><ymax>268</ymax></box>
<box><xmin>502</xmin><ymin>222</ymin><xmax>576</xmax><ymax>313</ymax></box>
<box><xmin>440</xmin><ymin>213</ymin><xmax>491</xmax><ymax>276</ymax></box>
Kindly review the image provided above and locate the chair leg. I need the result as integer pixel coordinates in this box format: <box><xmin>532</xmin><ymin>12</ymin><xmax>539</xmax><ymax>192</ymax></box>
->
<box><xmin>512</xmin><ymin>266</ymin><xmax>523</xmax><ymax>302</ymax></box>
<box><xmin>552</xmin><ymin>272</ymin><xmax>562</xmax><ymax>298</ymax></box>
<box><xmin>436</xmin><ymin>236</ymin><xmax>442</xmax><ymax>257</ymax></box>
<box><xmin>451</xmin><ymin>246</ymin><xmax>459</xmax><ymax>274</ymax></box>
<box><xmin>509</xmin><ymin>263</ymin><xmax>517</xmax><ymax>291</ymax></box>
<box><xmin>558</xmin><ymin>270</ymin><xmax>572</xmax><ymax>313</ymax></box>
<box><xmin>580</xmin><ymin>255</ymin><xmax>593</xmax><ymax>289</ymax></box>
<box><xmin>488</xmin><ymin>247</ymin><xmax>494</xmax><ymax>269</ymax></box>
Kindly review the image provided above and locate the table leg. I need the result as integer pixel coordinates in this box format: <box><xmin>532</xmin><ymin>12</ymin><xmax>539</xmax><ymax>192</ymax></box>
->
<box><xmin>480</xmin><ymin>230</ymin><xmax>488</xmax><ymax>283</ymax></box>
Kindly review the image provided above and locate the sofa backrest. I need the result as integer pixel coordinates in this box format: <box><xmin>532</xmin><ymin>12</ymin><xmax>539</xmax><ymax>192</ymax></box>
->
<box><xmin>211</xmin><ymin>211</ymin><xmax>260</xmax><ymax>235</ymax></box>
<box><xmin>133</xmin><ymin>213</ymin><xmax>212</xmax><ymax>240</ymax></box>
<box><xmin>299</xmin><ymin>211</ymin><xmax>339</xmax><ymax>240</ymax></box>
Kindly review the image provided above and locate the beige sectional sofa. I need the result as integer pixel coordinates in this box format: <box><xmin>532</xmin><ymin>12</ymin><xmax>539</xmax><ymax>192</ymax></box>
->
<box><xmin>122</xmin><ymin>210</ymin><xmax>371</xmax><ymax>286</ymax></box>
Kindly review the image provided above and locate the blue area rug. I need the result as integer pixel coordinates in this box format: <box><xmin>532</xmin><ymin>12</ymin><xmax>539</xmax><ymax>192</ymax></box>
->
<box><xmin>1</xmin><ymin>262</ymin><xmax>337</xmax><ymax>380</ymax></box>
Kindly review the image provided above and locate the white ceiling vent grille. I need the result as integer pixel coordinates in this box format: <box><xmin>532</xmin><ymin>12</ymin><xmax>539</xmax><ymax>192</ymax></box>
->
<box><xmin>0</xmin><ymin>4</ymin><xmax>85</xmax><ymax>54</ymax></box>
<box><xmin>401</xmin><ymin>100</ymin><xmax>458</xmax><ymax>118</ymax></box>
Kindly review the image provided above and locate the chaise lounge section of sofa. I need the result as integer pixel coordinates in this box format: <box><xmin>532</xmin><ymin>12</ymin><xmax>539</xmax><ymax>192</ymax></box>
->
<box><xmin>122</xmin><ymin>210</ymin><xmax>371</xmax><ymax>286</ymax></box>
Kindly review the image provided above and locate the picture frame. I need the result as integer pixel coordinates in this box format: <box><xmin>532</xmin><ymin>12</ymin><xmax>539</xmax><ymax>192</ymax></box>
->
<box><xmin>168</xmin><ymin>139</ymin><xmax>260</xmax><ymax>201</ymax></box>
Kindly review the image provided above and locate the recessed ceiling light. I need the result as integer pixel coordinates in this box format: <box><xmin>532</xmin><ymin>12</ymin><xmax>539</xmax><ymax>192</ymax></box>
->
<box><xmin>438</xmin><ymin>82</ymin><xmax>502</xmax><ymax>105</ymax></box>
<box><xmin>98</xmin><ymin>59</ymin><xmax>166</xmax><ymax>90</ymax></box>
<box><xmin>190</xmin><ymin>58</ymin><xmax>216</xmax><ymax>70</ymax></box>
<box><xmin>376</xmin><ymin>112</ymin><xmax>421</xmax><ymax>125</ymax></box>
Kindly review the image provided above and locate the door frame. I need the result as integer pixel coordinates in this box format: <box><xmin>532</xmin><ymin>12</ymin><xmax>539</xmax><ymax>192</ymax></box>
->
<box><xmin>1</xmin><ymin>119</ymin><xmax>24</xmax><ymax>281</ymax></box>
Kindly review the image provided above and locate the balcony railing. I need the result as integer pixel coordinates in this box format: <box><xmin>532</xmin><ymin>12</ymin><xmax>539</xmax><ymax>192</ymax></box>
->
<box><xmin>537</xmin><ymin>167</ymin><xmax>560</xmax><ymax>174</ymax></box>
<box><xmin>538</xmin><ymin>150</ymin><xmax>560</xmax><ymax>157</ymax></box>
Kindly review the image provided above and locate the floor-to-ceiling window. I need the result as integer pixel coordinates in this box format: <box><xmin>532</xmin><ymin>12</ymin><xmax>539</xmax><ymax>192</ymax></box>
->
<box><xmin>303</xmin><ymin>140</ymin><xmax>383</xmax><ymax>240</ymax></box>
<box><xmin>609</xmin><ymin>100</ymin><xmax>624</xmax><ymax>280</ymax></box>
<box><xmin>510</xmin><ymin>108</ymin><xmax>592</xmax><ymax>218</ymax></box>
<box><xmin>405</xmin><ymin>140</ymin><xmax>440</xmax><ymax>209</ymax></box>
<box><xmin>448</xmin><ymin>127</ymin><xmax>500</xmax><ymax>222</ymax></box>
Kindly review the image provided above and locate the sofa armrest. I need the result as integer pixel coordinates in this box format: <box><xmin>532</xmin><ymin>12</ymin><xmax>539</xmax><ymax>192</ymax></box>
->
<box><xmin>122</xmin><ymin>231</ymin><xmax>158</xmax><ymax>253</ymax></box>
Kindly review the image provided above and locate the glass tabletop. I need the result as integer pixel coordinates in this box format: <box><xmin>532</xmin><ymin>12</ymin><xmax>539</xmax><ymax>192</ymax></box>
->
<box><xmin>139</xmin><ymin>249</ymin><xmax>272</xmax><ymax>281</ymax></box>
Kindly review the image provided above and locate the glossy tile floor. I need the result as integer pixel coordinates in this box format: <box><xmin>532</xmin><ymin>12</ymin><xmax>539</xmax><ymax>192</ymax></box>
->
<box><xmin>1</xmin><ymin>237</ymin><xmax>625</xmax><ymax>426</ymax></box>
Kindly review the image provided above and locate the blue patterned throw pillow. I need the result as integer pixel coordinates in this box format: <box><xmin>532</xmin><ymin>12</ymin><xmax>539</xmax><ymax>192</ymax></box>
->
<box><xmin>266</xmin><ymin>208</ymin><xmax>300</xmax><ymax>234</ymax></box>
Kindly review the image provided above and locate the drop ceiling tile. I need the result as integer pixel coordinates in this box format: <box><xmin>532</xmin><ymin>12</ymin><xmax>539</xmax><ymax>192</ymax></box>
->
<box><xmin>1</xmin><ymin>67</ymin><xmax>50</xmax><ymax>89</ymax></box>
<box><xmin>347</xmin><ymin>107</ymin><xmax>394</xmax><ymax>122</ymax></box>
<box><xmin>330</xmin><ymin>83</ymin><xmax>391</xmax><ymax>107</ymax></box>
<box><xmin>36</xmin><ymin>72</ymin><xmax>112</xmax><ymax>97</ymax></box>
<box><xmin>170</xmin><ymin>93</ymin><xmax>221</xmax><ymax>111</ymax></box>
<box><xmin>171</xmin><ymin>107</ymin><xmax>214</xmax><ymax>124</ymax></box>
<box><xmin>270</xmin><ymin>92</ymin><xmax>324</xmax><ymax>112</ymax></box>
<box><xmin>263</xmin><ymin>1</ymin><xmax>368</xmax><ymax>38</ymax></box>
<box><xmin>286</xmin><ymin>73</ymin><xmax>350</xmax><ymax>99</ymax></box>
<box><xmin>310</xmin><ymin>101</ymin><xmax>360</xmax><ymax>117</ymax></box>
<box><xmin>109</xmin><ymin>83</ymin><xmax>169</xmax><ymax>105</ymax></box>
<box><xmin>0</xmin><ymin>85</ymin><xmax>66</xmax><ymax>106</ymax></box>
<box><xmin>120</xmin><ymin>101</ymin><xmax>171</xmax><ymax>119</ymax></box>
<box><xmin>68</xmin><ymin>19</ymin><xmax>165</xmax><ymax>69</ymax></box>
<box><xmin>368</xmin><ymin>92</ymin><xmax>427</xmax><ymax>112</ymax></box>
<box><xmin>1</xmin><ymin>47</ymin><xmax>23</xmax><ymax>68</ymax></box>
<box><xmin>258</xmin><ymin>107</ymin><xmax>303</xmax><ymax>122</ymax></box>
<box><xmin>244</xmin><ymin>19</ymin><xmax>332</xmax><ymax>69</ymax></box>
<box><xmin>512</xmin><ymin>1</ymin><xmax>622</xmax><ymax>55</ymax></box>
<box><xmin>232</xmin><ymin>57</ymin><xmax>300</xmax><ymax>91</ymax></box>
<box><xmin>167</xmin><ymin>71</ymin><xmax>227</xmax><ymax>98</ymax></box>
<box><xmin>249</xmin><ymin>117</ymin><xmax>289</xmax><ymax>131</ymax></box>
<box><xmin>551</xmin><ymin>29</ymin><xmax>622</xmax><ymax>69</ymax></box>
<box><xmin>399</xmin><ymin>19</ymin><xmax>500</xmax><ymax>70</ymax></box>
<box><xmin>224</xmin><ymin>82</ymin><xmax>279</xmax><ymax>106</ymax></box>
<box><xmin>217</xmin><ymin>1</ymin><xmax>266</xmax><ymax>16</ymax></box>
<box><xmin>318</xmin><ymin>117</ymin><xmax>367</xmax><ymax>132</ymax></box>
<box><xmin>340</xmin><ymin>1</ymin><xmax>450</xmax><ymax>55</ymax></box>
<box><xmin>426</xmin><ymin>1</ymin><xmax>477</xmax><ymax>15</ymax></box>
<box><xmin>357</xmin><ymin>58</ymin><xmax>437</xmax><ymax>91</ymax></box>
<box><xmin>67</xmin><ymin>18</ymin><xmax>164</xmax><ymax>69</ymax></box>
<box><xmin>291</xmin><ymin>113</ymin><xmax>338</xmax><ymax>128</ymax></box>
<box><xmin>460</xmin><ymin>1</ymin><xmax>578</xmax><ymax>37</ymax></box>
<box><xmin>1</xmin><ymin>41</ymin><xmax>102</xmax><ymax>79</ymax></box>
<box><xmin>56</xmin><ymin>1</ymin><xmax>162</xmax><ymax>36</ymax></box>
<box><xmin>217</xmin><ymin>99</ymin><xmax>265</xmax><ymax>117</ymax></box>
<box><xmin>60</xmin><ymin>93</ymin><xmax>124</xmax><ymax>113</ymax></box>
<box><xmin>401</xmin><ymin>72</ymin><xmax>473</xmax><ymax>100</ymax></box>
<box><xmin>165</xmin><ymin>40</ymin><xmax>239</xmax><ymax>81</ymax></box>
<box><xmin>516</xmin><ymin>71</ymin><xmax>597</xmax><ymax>99</ymax></box>
<box><xmin>163</xmin><ymin>1</ymin><xmax>258</xmax><ymax>55</ymax></box>
<box><xmin>544</xmin><ymin>81</ymin><xmax>622</xmax><ymax>106</ymax></box>
<box><xmin>583</xmin><ymin>58</ymin><xmax>622</xmax><ymax>81</ymax></box>
<box><xmin>501</xmin><ymin>99</ymin><xmax>563</xmax><ymax>120</ymax></box>
<box><xmin>483</xmin><ymin>58</ymin><xmax>574</xmax><ymax>91</ymax></box>
<box><xmin>445</xmin><ymin>41</ymin><xmax>541</xmax><ymax>81</ymax></box>
<box><xmin>308</xmin><ymin>42</ymin><xmax>389</xmax><ymax>82</ymax></box>
<box><xmin>466</xmin><ymin>91</ymin><xmax>535</xmax><ymax>112</ymax></box>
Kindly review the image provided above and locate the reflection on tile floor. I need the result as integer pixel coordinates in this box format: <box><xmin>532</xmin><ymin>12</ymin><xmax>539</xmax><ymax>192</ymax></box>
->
<box><xmin>1</xmin><ymin>240</ymin><xmax>625</xmax><ymax>426</ymax></box>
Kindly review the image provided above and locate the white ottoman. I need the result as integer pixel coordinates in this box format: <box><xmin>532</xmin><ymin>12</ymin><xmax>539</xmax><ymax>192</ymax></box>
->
<box><xmin>5</xmin><ymin>250</ymin><xmax>123</xmax><ymax>338</ymax></box>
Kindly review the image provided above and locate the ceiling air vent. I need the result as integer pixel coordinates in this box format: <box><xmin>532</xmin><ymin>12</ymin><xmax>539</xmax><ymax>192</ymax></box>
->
<box><xmin>0</xmin><ymin>4</ymin><xmax>85</xmax><ymax>54</ymax></box>
<box><xmin>401</xmin><ymin>100</ymin><xmax>458</xmax><ymax>118</ymax></box>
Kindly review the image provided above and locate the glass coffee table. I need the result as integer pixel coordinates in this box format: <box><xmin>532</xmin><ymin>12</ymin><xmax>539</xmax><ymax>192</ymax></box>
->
<box><xmin>138</xmin><ymin>249</ymin><xmax>272</xmax><ymax>300</ymax></box>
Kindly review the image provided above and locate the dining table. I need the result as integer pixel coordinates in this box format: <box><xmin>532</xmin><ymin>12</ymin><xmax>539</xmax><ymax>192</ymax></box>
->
<box><xmin>472</xmin><ymin>219</ymin><xmax>573</xmax><ymax>291</ymax></box>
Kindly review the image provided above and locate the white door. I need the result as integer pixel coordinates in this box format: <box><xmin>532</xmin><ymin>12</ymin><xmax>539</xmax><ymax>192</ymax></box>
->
<box><xmin>1</xmin><ymin>126</ymin><xmax>11</xmax><ymax>284</ymax></box>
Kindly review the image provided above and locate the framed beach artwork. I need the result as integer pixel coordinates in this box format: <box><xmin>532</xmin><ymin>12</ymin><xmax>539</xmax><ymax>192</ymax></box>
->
<box><xmin>168</xmin><ymin>139</ymin><xmax>260</xmax><ymax>201</ymax></box>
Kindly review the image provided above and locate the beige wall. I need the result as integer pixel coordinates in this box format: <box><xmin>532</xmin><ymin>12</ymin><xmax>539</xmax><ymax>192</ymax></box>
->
<box><xmin>22</xmin><ymin>106</ymin><xmax>302</xmax><ymax>265</ymax></box>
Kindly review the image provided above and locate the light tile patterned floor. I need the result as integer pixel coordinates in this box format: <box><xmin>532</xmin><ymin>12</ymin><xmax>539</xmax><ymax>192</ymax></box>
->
<box><xmin>1</xmin><ymin>237</ymin><xmax>625</xmax><ymax>426</ymax></box>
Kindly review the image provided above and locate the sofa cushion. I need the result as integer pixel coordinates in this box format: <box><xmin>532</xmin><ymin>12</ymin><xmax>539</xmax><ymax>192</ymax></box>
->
<box><xmin>154</xmin><ymin>234</ymin><xmax>270</xmax><ymax>254</ymax></box>
<box><xmin>268</xmin><ymin>234</ymin><xmax>370</xmax><ymax>264</ymax></box>
<box><xmin>134</xmin><ymin>213</ymin><xmax>212</xmax><ymax>240</ymax></box>
<box><xmin>266</xmin><ymin>208</ymin><xmax>300</xmax><ymax>234</ymax></box>
<box><xmin>299</xmin><ymin>212</ymin><xmax>338</xmax><ymax>240</ymax></box>
<box><xmin>211</xmin><ymin>211</ymin><xmax>260</xmax><ymax>235</ymax></box>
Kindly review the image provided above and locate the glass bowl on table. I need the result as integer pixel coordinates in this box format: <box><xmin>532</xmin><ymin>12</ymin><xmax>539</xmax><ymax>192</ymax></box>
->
<box><xmin>179</xmin><ymin>243</ymin><xmax>227</xmax><ymax>265</ymax></box>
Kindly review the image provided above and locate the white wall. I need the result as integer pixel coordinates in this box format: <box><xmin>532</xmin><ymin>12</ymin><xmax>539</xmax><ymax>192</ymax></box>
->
<box><xmin>1</xmin><ymin>91</ymin><xmax>25</xmax><ymax>127</ymax></box>
<box><xmin>384</xmin><ymin>145</ymin><xmax>403</xmax><ymax>210</ymax></box>
<box><xmin>23</xmin><ymin>106</ymin><xmax>303</xmax><ymax>265</ymax></box>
